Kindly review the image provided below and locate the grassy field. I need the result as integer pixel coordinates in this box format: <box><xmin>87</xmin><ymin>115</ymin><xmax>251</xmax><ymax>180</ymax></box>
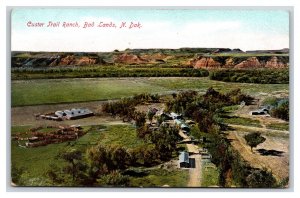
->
<box><xmin>11</xmin><ymin>78</ymin><xmax>167</xmax><ymax>106</ymax></box>
<box><xmin>89</xmin><ymin>124</ymin><xmax>146</xmax><ymax>149</ymax></box>
<box><xmin>221</xmin><ymin>116</ymin><xmax>262</xmax><ymax>128</ymax></box>
<box><xmin>266</xmin><ymin>122</ymin><xmax>289</xmax><ymax>131</ymax></box>
<box><xmin>201</xmin><ymin>161</ymin><xmax>219</xmax><ymax>187</ymax></box>
<box><xmin>11</xmin><ymin>124</ymin><xmax>145</xmax><ymax>186</ymax></box>
<box><xmin>128</xmin><ymin>168</ymin><xmax>189</xmax><ymax>187</ymax></box>
<box><xmin>12</xmin><ymin>77</ymin><xmax>289</xmax><ymax>106</ymax></box>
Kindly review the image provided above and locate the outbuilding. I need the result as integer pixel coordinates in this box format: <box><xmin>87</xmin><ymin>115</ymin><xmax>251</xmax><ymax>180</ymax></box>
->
<box><xmin>55</xmin><ymin>108</ymin><xmax>94</xmax><ymax>120</ymax></box>
<box><xmin>180</xmin><ymin>123</ymin><xmax>190</xmax><ymax>132</ymax></box>
<box><xmin>170</xmin><ymin>112</ymin><xmax>183</xmax><ymax>120</ymax></box>
<box><xmin>179</xmin><ymin>151</ymin><xmax>189</xmax><ymax>168</ymax></box>
<box><xmin>174</xmin><ymin>119</ymin><xmax>183</xmax><ymax>126</ymax></box>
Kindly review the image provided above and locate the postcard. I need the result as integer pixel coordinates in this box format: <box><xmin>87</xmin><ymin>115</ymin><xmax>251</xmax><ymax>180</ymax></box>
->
<box><xmin>11</xmin><ymin>8</ymin><xmax>289</xmax><ymax>188</ymax></box>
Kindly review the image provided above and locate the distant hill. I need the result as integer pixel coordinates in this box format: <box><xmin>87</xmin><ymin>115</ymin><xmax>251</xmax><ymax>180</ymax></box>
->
<box><xmin>11</xmin><ymin>48</ymin><xmax>289</xmax><ymax>69</ymax></box>
<box><xmin>245</xmin><ymin>48</ymin><xmax>289</xmax><ymax>54</ymax></box>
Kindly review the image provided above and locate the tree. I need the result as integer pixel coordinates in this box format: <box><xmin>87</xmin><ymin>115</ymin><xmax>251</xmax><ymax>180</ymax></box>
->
<box><xmin>270</xmin><ymin>100</ymin><xmax>289</xmax><ymax>121</ymax></box>
<box><xmin>96</xmin><ymin>170</ymin><xmax>129</xmax><ymax>187</ymax></box>
<box><xmin>142</xmin><ymin>146</ymin><xmax>159</xmax><ymax>166</ymax></box>
<box><xmin>244</xmin><ymin>132</ymin><xmax>266</xmax><ymax>152</ymax></box>
<box><xmin>86</xmin><ymin>144</ymin><xmax>109</xmax><ymax>180</ymax></box>
<box><xmin>46</xmin><ymin>163</ymin><xmax>64</xmax><ymax>185</ymax></box>
<box><xmin>133</xmin><ymin>111</ymin><xmax>146</xmax><ymax>128</ymax></box>
<box><xmin>109</xmin><ymin>146</ymin><xmax>131</xmax><ymax>170</ymax></box>
<box><xmin>149</xmin><ymin>126</ymin><xmax>180</xmax><ymax>161</ymax></box>
<box><xmin>147</xmin><ymin>109</ymin><xmax>156</xmax><ymax>124</ymax></box>
<box><xmin>45</xmin><ymin>149</ymin><xmax>89</xmax><ymax>186</ymax></box>
<box><xmin>246</xmin><ymin>168</ymin><xmax>276</xmax><ymax>188</ymax></box>
<box><xmin>59</xmin><ymin>149</ymin><xmax>87</xmax><ymax>185</ymax></box>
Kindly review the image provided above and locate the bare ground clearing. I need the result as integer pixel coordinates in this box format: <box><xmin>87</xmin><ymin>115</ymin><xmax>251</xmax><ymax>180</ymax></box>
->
<box><xmin>11</xmin><ymin>100</ymin><xmax>123</xmax><ymax>126</ymax></box>
<box><xmin>12</xmin><ymin>100</ymin><xmax>167</xmax><ymax>127</ymax></box>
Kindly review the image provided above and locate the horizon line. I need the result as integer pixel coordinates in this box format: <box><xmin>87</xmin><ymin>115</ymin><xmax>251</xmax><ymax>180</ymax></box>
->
<box><xmin>11</xmin><ymin>47</ymin><xmax>290</xmax><ymax>53</ymax></box>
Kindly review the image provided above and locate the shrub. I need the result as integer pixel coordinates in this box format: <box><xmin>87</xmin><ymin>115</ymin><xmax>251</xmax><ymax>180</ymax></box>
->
<box><xmin>246</xmin><ymin>168</ymin><xmax>276</xmax><ymax>188</ymax></box>
<box><xmin>270</xmin><ymin>100</ymin><xmax>289</xmax><ymax>121</ymax></box>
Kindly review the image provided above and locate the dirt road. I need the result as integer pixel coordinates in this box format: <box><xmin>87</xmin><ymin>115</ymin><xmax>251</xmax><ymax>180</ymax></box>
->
<box><xmin>187</xmin><ymin>153</ymin><xmax>201</xmax><ymax>187</ymax></box>
<box><xmin>178</xmin><ymin>130</ymin><xmax>202</xmax><ymax>187</ymax></box>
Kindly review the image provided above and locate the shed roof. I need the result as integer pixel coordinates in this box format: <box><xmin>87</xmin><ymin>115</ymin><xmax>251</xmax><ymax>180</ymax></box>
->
<box><xmin>181</xmin><ymin>123</ymin><xmax>189</xmax><ymax>129</ymax></box>
<box><xmin>56</xmin><ymin>108</ymin><xmax>93</xmax><ymax>118</ymax></box>
<box><xmin>170</xmin><ymin>112</ymin><xmax>182</xmax><ymax>119</ymax></box>
<box><xmin>179</xmin><ymin>151</ymin><xmax>189</xmax><ymax>163</ymax></box>
<box><xmin>170</xmin><ymin>112</ymin><xmax>180</xmax><ymax>117</ymax></box>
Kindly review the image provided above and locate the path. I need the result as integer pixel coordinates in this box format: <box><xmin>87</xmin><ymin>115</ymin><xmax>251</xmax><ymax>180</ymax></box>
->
<box><xmin>178</xmin><ymin>129</ymin><xmax>202</xmax><ymax>187</ymax></box>
<box><xmin>187</xmin><ymin>149</ymin><xmax>202</xmax><ymax>187</ymax></box>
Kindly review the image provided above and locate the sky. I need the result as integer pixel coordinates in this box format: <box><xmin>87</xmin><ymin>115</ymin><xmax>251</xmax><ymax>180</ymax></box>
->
<box><xmin>11</xmin><ymin>9</ymin><xmax>290</xmax><ymax>52</ymax></box>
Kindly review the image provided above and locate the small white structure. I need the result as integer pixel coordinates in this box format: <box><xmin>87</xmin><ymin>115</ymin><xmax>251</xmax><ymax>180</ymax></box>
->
<box><xmin>240</xmin><ymin>101</ymin><xmax>246</xmax><ymax>107</ymax></box>
<box><xmin>40</xmin><ymin>108</ymin><xmax>94</xmax><ymax>121</ymax></box>
<box><xmin>170</xmin><ymin>112</ymin><xmax>183</xmax><ymax>120</ymax></box>
<box><xmin>180</xmin><ymin>123</ymin><xmax>190</xmax><ymax>132</ymax></box>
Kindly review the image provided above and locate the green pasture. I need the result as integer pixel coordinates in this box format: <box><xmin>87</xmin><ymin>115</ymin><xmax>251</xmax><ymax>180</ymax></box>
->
<box><xmin>11</xmin><ymin>124</ymin><xmax>143</xmax><ymax>186</ymax></box>
<box><xmin>12</xmin><ymin>77</ymin><xmax>288</xmax><ymax>107</ymax></box>
<box><xmin>128</xmin><ymin>168</ymin><xmax>189</xmax><ymax>187</ymax></box>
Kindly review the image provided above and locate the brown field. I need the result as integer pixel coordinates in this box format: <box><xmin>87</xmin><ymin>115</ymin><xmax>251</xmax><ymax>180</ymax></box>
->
<box><xmin>11</xmin><ymin>100</ymin><xmax>121</xmax><ymax>127</ymax></box>
<box><xmin>226</xmin><ymin>102</ymin><xmax>289</xmax><ymax>181</ymax></box>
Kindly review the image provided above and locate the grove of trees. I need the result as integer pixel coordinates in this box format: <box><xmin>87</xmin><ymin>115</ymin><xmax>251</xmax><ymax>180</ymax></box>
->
<box><xmin>209</xmin><ymin>69</ymin><xmax>289</xmax><ymax>84</ymax></box>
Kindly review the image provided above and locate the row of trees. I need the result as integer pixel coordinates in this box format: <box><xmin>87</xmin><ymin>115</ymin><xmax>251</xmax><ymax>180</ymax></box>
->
<box><xmin>12</xmin><ymin>66</ymin><xmax>209</xmax><ymax>80</ymax></box>
<box><xmin>209</xmin><ymin>69</ymin><xmax>289</xmax><ymax>84</ymax></box>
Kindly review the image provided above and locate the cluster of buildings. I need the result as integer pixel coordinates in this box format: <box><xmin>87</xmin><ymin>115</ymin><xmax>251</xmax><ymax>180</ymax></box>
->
<box><xmin>153</xmin><ymin>110</ymin><xmax>192</xmax><ymax>134</ymax></box>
